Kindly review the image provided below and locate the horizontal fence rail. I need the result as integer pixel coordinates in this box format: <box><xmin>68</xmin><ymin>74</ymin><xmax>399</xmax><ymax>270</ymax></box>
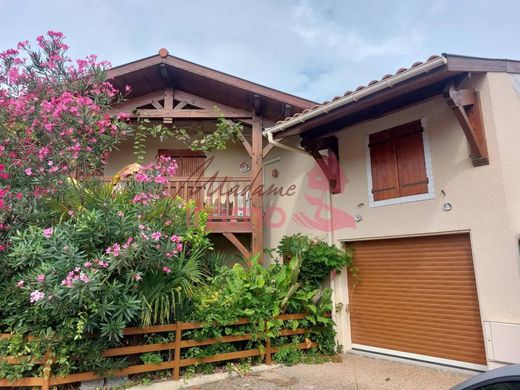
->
<box><xmin>0</xmin><ymin>313</ymin><xmax>317</xmax><ymax>389</ymax></box>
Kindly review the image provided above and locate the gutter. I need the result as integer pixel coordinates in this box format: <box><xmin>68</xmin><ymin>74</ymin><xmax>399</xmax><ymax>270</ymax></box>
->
<box><xmin>263</xmin><ymin>55</ymin><xmax>448</xmax><ymax>137</ymax></box>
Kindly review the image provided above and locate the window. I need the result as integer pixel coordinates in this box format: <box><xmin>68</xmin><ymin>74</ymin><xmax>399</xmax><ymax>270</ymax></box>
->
<box><xmin>367</xmin><ymin>119</ymin><xmax>434</xmax><ymax>206</ymax></box>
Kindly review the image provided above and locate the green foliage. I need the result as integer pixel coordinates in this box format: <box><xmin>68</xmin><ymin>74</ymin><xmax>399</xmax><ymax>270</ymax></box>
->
<box><xmin>0</xmin><ymin>179</ymin><xmax>211</xmax><ymax>376</ymax></box>
<box><xmin>277</xmin><ymin>234</ymin><xmax>355</xmax><ymax>286</ymax></box>
<box><xmin>272</xmin><ymin>344</ymin><xmax>302</xmax><ymax>366</ymax></box>
<box><xmin>140</xmin><ymin>352</ymin><xmax>163</xmax><ymax>365</ymax></box>
<box><xmin>132</xmin><ymin>115</ymin><xmax>243</xmax><ymax>162</ymax></box>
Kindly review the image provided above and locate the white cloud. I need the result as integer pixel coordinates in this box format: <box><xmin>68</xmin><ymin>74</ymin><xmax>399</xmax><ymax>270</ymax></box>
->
<box><xmin>1</xmin><ymin>0</ymin><xmax>520</xmax><ymax>102</ymax></box>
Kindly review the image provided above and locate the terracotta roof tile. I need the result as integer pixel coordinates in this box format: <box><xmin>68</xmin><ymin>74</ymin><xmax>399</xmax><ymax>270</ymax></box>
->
<box><xmin>273</xmin><ymin>54</ymin><xmax>443</xmax><ymax>128</ymax></box>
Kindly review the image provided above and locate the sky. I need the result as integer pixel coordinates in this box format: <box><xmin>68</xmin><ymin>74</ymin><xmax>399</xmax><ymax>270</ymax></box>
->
<box><xmin>1</xmin><ymin>0</ymin><xmax>520</xmax><ymax>103</ymax></box>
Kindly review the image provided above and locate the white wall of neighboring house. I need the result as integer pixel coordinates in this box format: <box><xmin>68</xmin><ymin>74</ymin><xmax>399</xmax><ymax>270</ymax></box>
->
<box><xmin>263</xmin><ymin>72</ymin><xmax>520</xmax><ymax>368</ymax></box>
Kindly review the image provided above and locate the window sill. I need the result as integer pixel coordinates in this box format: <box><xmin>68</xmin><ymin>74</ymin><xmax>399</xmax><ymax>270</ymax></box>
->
<box><xmin>369</xmin><ymin>192</ymin><xmax>435</xmax><ymax>208</ymax></box>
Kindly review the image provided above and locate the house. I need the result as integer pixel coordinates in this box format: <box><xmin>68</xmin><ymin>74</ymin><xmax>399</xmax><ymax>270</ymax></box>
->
<box><xmin>263</xmin><ymin>54</ymin><xmax>520</xmax><ymax>371</ymax></box>
<box><xmin>106</xmin><ymin>50</ymin><xmax>520</xmax><ymax>371</ymax></box>
<box><xmin>104</xmin><ymin>48</ymin><xmax>316</xmax><ymax>258</ymax></box>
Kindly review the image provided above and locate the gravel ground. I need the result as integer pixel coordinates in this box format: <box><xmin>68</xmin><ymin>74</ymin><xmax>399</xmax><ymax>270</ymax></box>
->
<box><xmin>188</xmin><ymin>353</ymin><xmax>473</xmax><ymax>390</ymax></box>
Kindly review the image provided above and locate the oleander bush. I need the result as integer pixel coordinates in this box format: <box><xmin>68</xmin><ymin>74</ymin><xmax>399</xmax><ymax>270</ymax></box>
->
<box><xmin>0</xmin><ymin>32</ymin><xmax>342</xmax><ymax>382</ymax></box>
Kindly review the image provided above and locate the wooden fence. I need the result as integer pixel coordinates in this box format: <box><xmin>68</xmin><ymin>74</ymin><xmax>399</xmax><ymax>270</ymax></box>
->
<box><xmin>0</xmin><ymin>313</ymin><xmax>316</xmax><ymax>389</ymax></box>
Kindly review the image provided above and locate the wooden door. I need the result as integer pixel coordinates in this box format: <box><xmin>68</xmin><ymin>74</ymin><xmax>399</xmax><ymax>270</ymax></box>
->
<box><xmin>348</xmin><ymin>233</ymin><xmax>486</xmax><ymax>367</ymax></box>
<box><xmin>158</xmin><ymin>149</ymin><xmax>205</xmax><ymax>208</ymax></box>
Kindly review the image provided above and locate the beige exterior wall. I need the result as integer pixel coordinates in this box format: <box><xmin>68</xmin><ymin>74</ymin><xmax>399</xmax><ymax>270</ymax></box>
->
<box><xmin>263</xmin><ymin>72</ymin><xmax>520</xmax><ymax>367</ymax></box>
<box><xmin>104</xmin><ymin>136</ymin><xmax>251</xmax><ymax>179</ymax></box>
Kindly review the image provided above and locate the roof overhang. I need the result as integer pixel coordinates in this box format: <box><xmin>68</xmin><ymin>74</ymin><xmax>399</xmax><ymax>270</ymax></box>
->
<box><xmin>107</xmin><ymin>50</ymin><xmax>317</xmax><ymax>123</ymax></box>
<box><xmin>264</xmin><ymin>54</ymin><xmax>520</xmax><ymax>139</ymax></box>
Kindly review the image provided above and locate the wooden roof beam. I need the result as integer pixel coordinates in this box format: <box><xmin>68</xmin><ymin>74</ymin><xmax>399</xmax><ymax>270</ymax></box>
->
<box><xmin>443</xmin><ymin>83</ymin><xmax>489</xmax><ymax>166</ymax></box>
<box><xmin>127</xmin><ymin>109</ymin><xmax>252</xmax><ymax>119</ymax></box>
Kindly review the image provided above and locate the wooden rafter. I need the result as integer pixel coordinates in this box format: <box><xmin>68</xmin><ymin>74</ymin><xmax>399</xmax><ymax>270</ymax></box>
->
<box><xmin>443</xmin><ymin>83</ymin><xmax>489</xmax><ymax>166</ymax></box>
<box><xmin>223</xmin><ymin>232</ymin><xmax>251</xmax><ymax>259</ymax></box>
<box><xmin>301</xmin><ymin>136</ymin><xmax>341</xmax><ymax>194</ymax></box>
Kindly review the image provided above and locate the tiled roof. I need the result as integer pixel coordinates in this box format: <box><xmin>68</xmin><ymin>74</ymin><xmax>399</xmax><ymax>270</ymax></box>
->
<box><xmin>274</xmin><ymin>55</ymin><xmax>444</xmax><ymax>126</ymax></box>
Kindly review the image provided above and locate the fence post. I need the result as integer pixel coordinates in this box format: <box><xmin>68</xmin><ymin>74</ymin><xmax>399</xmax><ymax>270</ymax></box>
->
<box><xmin>41</xmin><ymin>351</ymin><xmax>53</xmax><ymax>390</ymax></box>
<box><xmin>172</xmin><ymin>321</ymin><xmax>182</xmax><ymax>381</ymax></box>
<box><xmin>265</xmin><ymin>337</ymin><xmax>272</xmax><ymax>365</ymax></box>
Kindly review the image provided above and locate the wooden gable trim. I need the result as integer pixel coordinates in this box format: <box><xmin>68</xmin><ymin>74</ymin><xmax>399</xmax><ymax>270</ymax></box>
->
<box><xmin>107</xmin><ymin>54</ymin><xmax>316</xmax><ymax>111</ymax></box>
<box><xmin>443</xmin><ymin>83</ymin><xmax>489</xmax><ymax>166</ymax></box>
<box><xmin>110</xmin><ymin>89</ymin><xmax>253</xmax><ymax>120</ymax></box>
<box><xmin>301</xmin><ymin>136</ymin><xmax>341</xmax><ymax>194</ymax></box>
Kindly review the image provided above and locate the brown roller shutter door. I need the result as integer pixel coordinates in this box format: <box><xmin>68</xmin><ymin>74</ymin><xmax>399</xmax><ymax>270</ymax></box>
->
<box><xmin>348</xmin><ymin>233</ymin><xmax>487</xmax><ymax>366</ymax></box>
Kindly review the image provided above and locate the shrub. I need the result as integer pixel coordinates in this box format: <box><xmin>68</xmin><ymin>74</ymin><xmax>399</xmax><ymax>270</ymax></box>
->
<box><xmin>277</xmin><ymin>234</ymin><xmax>354</xmax><ymax>286</ymax></box>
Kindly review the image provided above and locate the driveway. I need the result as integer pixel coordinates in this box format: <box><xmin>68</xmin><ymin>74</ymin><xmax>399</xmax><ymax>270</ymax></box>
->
<box><xmin>189</xmin><ymin>353</ymin><xmax>474</xmax><ymax>390</ymax></box>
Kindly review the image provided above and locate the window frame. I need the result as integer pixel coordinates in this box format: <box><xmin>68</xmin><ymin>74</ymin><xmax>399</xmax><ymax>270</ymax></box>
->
<box><xmin>365</xmin><ymin>117</ymin><xmax>435</xmax><ymax>208</ymax></box>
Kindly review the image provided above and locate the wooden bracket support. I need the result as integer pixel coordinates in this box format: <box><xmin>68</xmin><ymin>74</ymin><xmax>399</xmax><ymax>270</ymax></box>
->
<box><xmin>223</xmin><ymin>232</ymin><xmax>251</xmax><ymax>259</ymax></box>
<box><xmin>301</xmin><ymin>136</ymin><xmax>341</xmax><ymax>194</ymax></box>
<box><xmin>239</xmin><ymin>135</ymin><xmax>253</xmax><ymax>158</ymax></box>
<box><xmin>443</xmin><ymin>83</ymin><xmax>489</xmax><ymax>166</ymax></box>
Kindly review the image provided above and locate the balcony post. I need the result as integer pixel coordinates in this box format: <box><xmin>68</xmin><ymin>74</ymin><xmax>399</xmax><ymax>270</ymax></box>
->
<box><xmin>251</xmin><ymin>111</ymin><xmax>263</xmax><ymax>262</ymax></box>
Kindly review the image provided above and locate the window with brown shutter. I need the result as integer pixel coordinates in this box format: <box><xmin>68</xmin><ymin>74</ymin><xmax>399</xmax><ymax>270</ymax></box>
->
<box><xmin>368</xmin><ymin>120</ymin><xmax>431</xmax><ymax>203</ymax></box>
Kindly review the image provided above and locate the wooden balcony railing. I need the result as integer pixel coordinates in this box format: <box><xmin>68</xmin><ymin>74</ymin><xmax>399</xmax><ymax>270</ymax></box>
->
<box><xmin>102</xmin><ymin>176</ymin><xmax>252</xmax><ymax>233</ymax></box>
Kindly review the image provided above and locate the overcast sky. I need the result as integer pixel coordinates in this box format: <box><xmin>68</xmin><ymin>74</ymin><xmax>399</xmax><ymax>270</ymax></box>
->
<box><xmin>1</xmin><ymin>1</ymin><xmax>519</xmax><ymax>102</ymax></box>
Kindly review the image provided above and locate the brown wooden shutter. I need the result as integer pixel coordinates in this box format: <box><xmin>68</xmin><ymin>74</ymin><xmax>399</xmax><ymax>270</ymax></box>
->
<box><xmin>369</xmin><ymin>130</ymin><xmax>400</xmax><ymax>201</ymax></box>
<box><xmin>395</xmin><ymin>121</ymin><xmax>428</xmax><ymax>197</ymax></box>
<box><xmin>369</xmin><ymin>121</ymin><xmax>429</xmax><ymax>201</ymax></box>
<box><xmin>348</xmin><ymin>234</ymin><xmax>487</xmax><ymax>366</ymax></box>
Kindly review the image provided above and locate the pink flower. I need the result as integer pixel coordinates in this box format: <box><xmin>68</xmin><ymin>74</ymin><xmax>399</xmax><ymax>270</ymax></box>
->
<box><xmin>122</xmin><ymin>237</ymin><xmax>133</xmax><ymax>249</ymax></box>
<box><xmin>79</xmin><ymin>272</ymin><xmax>89</xmax><ymax>283</ymax></box>
<box><xmin>25</xmin><ymin>168</ymin><xmax>32</xmax><ymax>176</ymax></box>
<box><xmin>42</xmin><ymin>227</ymin><xmax>53</xmax><ymax>238</ymax></box>
<box><xmin>106</xmin><ymin>243</ymin><xmax>121</xmax><ymax>257</ymax></box>
<box><xmin>30</xmin><ymin>290</ymin><xmax>45</xmax><ymax>303</ymax></box>
<box><xmin>151</xmin><ymin>231</ymin><xmax>162</xmax><ymax>241</ymax></box>
<box><xmin>98</xmin><ymin>260</ymin><xmax>109</xmax><ymax>268</ymax></box>
<box><xmin>84</xmin><ymin>261</ymin><xmax>92</xmax><ymax>268</ymax></box>
<box><xmin>138</xmin><ymin>224</ymin><xmax>145</xmax><ymax>230</ymax></box>
<box><xmin>67</xmin><ymin>210</ymin><xmax>74</xmax><ymax>217</ymax></box>
<box><xmin>132</xmin><ymin>273</ymin><xmax>142</xmax><ymax>281</ymax></box>
<box><xmin>162</xmin><ymin>266</ymin><xmax>171</xmax><ymax>274</ymax></box>
<box><xmin>36</xmin><ymin>274</ymin><xmax>45</xmax><ymax>283</ymax></box>
<box><xmin>16</xmin><ymin>280</ymin><xmax>24</xmax><ymax>288</ymax></box>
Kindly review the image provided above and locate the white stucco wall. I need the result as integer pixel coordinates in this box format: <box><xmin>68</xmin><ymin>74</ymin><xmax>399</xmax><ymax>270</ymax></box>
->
<box><xmin>263</xmin><ymin>72</ymin><xmax>520</xmax><ymax>366</ymax></box>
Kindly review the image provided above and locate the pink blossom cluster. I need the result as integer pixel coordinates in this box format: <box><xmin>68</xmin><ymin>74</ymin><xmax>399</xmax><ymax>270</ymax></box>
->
<box><xmin>29</xmin><ymin>290</ymin><xmax>45</xmax><ymax>303</ymax></box>
<box><xmin>61</xmin><ymin>267</ymin><xmax>90</xmax><ymax>287</ymax></box>
<box><xmin>134</xmin><ymin>156</ymin><xmax>178</xmax><ymax>184</ymax></box>
<box><xmin>105</xmin><ymin>243</ymin><xmax>121</xmax><ymax>257</ymax></box>
<box><xmin>0</xmin><ymin>32</ymin><xmax>130</xmax><ymax>248</ymax></box>
<box><xmin>132</xmin><ymin>192</ymin><xmax>159</xmax><ymax>205</ymax></box>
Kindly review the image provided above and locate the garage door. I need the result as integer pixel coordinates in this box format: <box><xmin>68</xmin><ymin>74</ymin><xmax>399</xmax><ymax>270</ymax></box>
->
<box><xmin>348</xmin><ymin>233</ymin><xmax>487</xmax><ymax>367</ymax></box>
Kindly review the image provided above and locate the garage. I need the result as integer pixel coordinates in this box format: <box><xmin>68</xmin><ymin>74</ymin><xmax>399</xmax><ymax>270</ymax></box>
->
<box><xmin>347</xmin><ymin>233</ymin><xmax>487</xmax><ymax>369</ymax></box>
